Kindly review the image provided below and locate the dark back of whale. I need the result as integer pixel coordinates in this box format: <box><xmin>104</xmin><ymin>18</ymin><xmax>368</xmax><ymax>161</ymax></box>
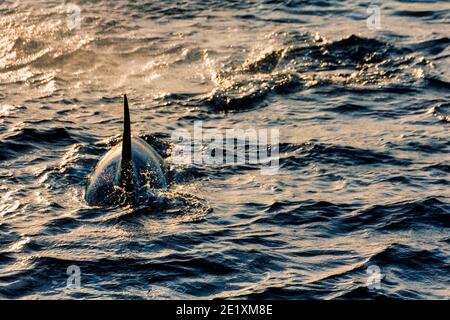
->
<box><xmin>85</xmin><ymin>137</ymin><xmax>168</xmax><ymax>206</ymax></box>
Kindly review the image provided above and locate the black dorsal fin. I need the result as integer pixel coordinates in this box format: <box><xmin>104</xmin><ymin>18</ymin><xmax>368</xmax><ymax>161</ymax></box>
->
<box><xmin>122</xmin><ymin>94</ymin><xmax>132</xmax><ymax>163</ymax></box>
<box><xmin>120</xmin><ymin>94</ymin><xmax>134</xmax><ymax>194</ymax></box>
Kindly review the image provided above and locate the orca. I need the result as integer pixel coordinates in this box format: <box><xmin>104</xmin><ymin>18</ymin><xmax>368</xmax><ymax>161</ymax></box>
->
<box><xmin>85</xmin><ymin>95</ymin><xmax>168</xmax><ymax>206</ymax></box>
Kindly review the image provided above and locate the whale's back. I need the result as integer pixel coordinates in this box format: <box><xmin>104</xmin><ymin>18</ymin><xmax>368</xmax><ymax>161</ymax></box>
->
<box><xmin>85</xmin><ymin>137</ymin><xmax>168</xmax><ymax>206</ymax></box>
<box><xmin>130</xmin><ymin>137</ymin><xmax>168</xmax><ymax>189</ymax></box>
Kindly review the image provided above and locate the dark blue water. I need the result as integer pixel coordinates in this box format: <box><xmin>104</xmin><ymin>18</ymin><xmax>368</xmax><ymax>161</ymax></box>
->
<box><xmin>0</xmin><ymin>0</ymin><xmax>449</xmax><ymax>299</ymax></box>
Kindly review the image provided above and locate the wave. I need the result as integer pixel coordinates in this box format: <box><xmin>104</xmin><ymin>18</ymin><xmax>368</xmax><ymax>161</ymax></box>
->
<box><xmin>279</xmin><ymin>142</ymin><xmax>410</xmax><ymax>169</ymax></box>
<box><xmin>0</xmin><ymin>127</ymin><xmax>77</xmax><ymax>160</ymax></box>
<box><xmin>342</xmin><ymin>197</ymin><xmax>449</xmax><ymax>232</ymax></box>
<box><xmin>429</xmin><ymin>103</ymin><xmax>450</xmax><ymax>122</ymax></box>
<box><xmin>196</xmin><ymin>33</ymin><xmax>432</xmax><ymax>111</ymax></box>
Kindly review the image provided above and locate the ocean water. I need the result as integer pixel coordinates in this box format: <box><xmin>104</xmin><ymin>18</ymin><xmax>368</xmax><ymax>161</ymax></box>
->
<box><xmin>0</xmin><ymin>0</ymin><xmax>449</xmax><ymax>299</ymax></box>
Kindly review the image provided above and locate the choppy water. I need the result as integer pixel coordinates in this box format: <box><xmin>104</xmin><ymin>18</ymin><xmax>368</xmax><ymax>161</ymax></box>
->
<box><xmin>0</xmin><ymin>0</ymin><xmax>449</xmax><ymax>299</ymax></box>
